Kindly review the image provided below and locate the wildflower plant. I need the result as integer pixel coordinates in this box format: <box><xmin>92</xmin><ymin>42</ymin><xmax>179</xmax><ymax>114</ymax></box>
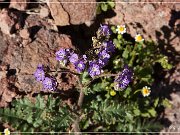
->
<box><xmin>0</xmin><ymin>24</ymin><xmax>172</xmax><ymax>133</ymax></box>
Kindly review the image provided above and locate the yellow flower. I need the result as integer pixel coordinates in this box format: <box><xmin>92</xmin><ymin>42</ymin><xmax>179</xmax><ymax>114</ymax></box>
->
<box><xmin>116</xmin><ymin>25</ymin><xmax>126</xmax><ymax>34</ymax></box>
<box><xmin>110</xmin><ymin>90</ymin><xmax>116</xmax><ymax>96</ymax></box>
<box><xmin>4</xmin><ymin>128</ymin><xmax>10</xmax><ymax>135</ymax></box>
<box><xmin>141</xmin><ymin>86</ymin><xmax>151</xmax><ymax>97</ymax></box>
<box><xmin>135</xmin><ymin>34</ymin><xmax>144</xmax><ymax>42</ymax></box>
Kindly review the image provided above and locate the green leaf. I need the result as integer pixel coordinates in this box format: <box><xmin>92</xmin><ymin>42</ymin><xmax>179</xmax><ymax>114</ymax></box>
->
<box><xmin>89</xmin><ymin>99</ymin><xmax>126</xmax><ymax>125</ymax></box>
<box><xmin>125</xmin><ymin>112</ymin><xmax>133</xmax><ymax>121</ymax></box>
<box><xmin>35</xmin><ymin>95</ymin><xmax>45</xmax><ymax>109</ymax></box>
<box><xmin>81</xmin><ymin>71</ymin><xmax>90</xmax><ymax>85</ymax></box>
<box><xmin>101</xmin><ymin>3</ymin><xmax>108</xmax><ymax>11</ymax></box>
<box><xmin>0</xmin><ymin>95</ymin><xmax>72</xmax><ymax>132</ymax></box>
<box><xmin>148</xmin><ymin>108</ymin><xmax>157</xmax><ymax>117</ymax></box>
<box><xmin>162</xmin><ymin>98</ymin><xmax>172</xmax><ymax>108</ymax></box>
<box><xmin>123</xmin><ymin>87</ymin><xmax>131</xmax><ymax>98</ymax></box>
<box><xmin>113</xmin><ymin>39</ymin><xmax>121</xmax><ymax>50</ymax></box>
<box><xmin>81</xmin><ymin>118</ymin><xmax>90</xmax><ymax>130</ymax></box>
<box><xmin>108</xmin><ymin>1</ymin><xmax>115</xmax><ymax>8</ymax></box>
<box><xmin>47</xmin><ymin>95</ymin><xmax>56</xmax><ymax>110</ymax></box>
<box><xmin>154</xmin><ymin>98</ymin><xmax>159</xmax><ymax>107</ymax></box>
<box><xmin>96</xmin><ymin>4</ymin><xmax>102</xmax><ymax>14</ymax></box>
<box><xmin>133</xmin><ymin>109</ymin><xmax>140</xmax><ymax>116</ymax></box>
<box><xmin>27</xmin><ymin>115</ymin><xmax>33</xmax><ymax>123</ymax></box>
<box><xmin>122</xmin><ymin>47</ymin><xmax>129</xmax><ymax>59</ymax></box>
<box><xmin>157</xmin><ymin>56</ymin><xmax>172</xmax><ymax>69</ymax></box>
<box><xmin>111</xmin><ymin>26</ymin><xmax>116</xmax><ymax>33</ymax></box>
<box><xmin>141</xmin><ymin>112</ymin><xmax>150</xmax><ymax>117</ymax></box>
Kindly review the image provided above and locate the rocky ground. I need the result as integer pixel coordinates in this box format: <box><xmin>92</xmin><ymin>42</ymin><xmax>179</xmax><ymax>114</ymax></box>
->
<box><xmin>0</xmin><ymin>0</ymin><xmax>179</xmax><ymax>133</ymax></box>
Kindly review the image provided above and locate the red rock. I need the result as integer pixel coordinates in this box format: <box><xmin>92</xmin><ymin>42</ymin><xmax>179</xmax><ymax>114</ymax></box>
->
<box><xmin>47</xmin><ymin>0</ymin><xmax>70</xmax><ymax>26</ymax></box>
<box><xmin>0</xmin><ymin>77</ymin><xmax>16</xmax><ymax>107</ymax></box>
<box><xmin>106</xmin><ymin>1</ymin><xmax>174</xmax><ymax>41</ymax></box>
<box><xmin>47</xmin><ymin>0</ymin><xmax>96</xmax><ymax>26</ymax></box>
<box><xmin>61</xmin><ymin>0</ymin><xmax>96</xmax><ymax>25</ymax></box>
<box><xmin>0</xmin><ymin>9</ymin><xmax>22</xmax><ymax>35</ymax></box>
<box><xmin>2</xmin><ymin>20</ymin><xmax>76</xmax><ymax>93</ymax></box>
<box><xmin>9</xmin><ymin>0</ymin><xmax>29</xmax><ymax>11</ymax></box>
<box><xmin>40</xmin><ymin>6</ymin><xmax>50</xmax><ymax>18</ymax></box>
<box><xmin>19</xmin><ymin>28</ymin><xmax>30</xmax><ymax>39</ymax></box>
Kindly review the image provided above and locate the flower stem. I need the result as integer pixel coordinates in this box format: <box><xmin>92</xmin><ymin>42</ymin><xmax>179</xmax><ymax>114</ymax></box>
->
<box><xmin>50</xmin><ymin>69</ymin><xmax>80</xmax><ymax>75</ymax></box>
<box><xmin>134</xmin><ymin>89</ymin><xmax>142</xmax><ymax>95</ymax></box>
<box><xmin>72</xmin><ymin>76</ymin><xmax>84</xmax><ymax>135</ymax></box>
<box><xmin>77</xmin><ymin>79</ymin><xmax>84</xmax><ymax>108</ymax></box>
<box><xmin>129</xmin><ymin>44</ymin><xmax>137</xmax><ymax>67</ymax></box>
<box><xmin>84</xmin><ymin>73</ymin><xmax>117</xmax><ymax>87</ymax></box>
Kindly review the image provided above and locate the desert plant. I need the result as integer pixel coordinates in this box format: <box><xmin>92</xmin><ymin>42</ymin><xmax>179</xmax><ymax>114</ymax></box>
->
<box><xmin>0</xmin><ymin>24</ymin><xmax>172</xmax><ymax>133</ymax></box>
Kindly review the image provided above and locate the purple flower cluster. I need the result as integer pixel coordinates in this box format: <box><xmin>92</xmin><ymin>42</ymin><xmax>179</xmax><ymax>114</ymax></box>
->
<box><xmin>34</xmin><ymin>64</ymin><xmax>57</xmax><ymax>91</ymax></box>
<box><xmin>43</xmin><ymin>77</ymin><xmax>57</xmax><ymax>91</ymax></box>
<box><xmin>114</xmin><ymin>65</ymin><xmax>133</xmax><ymax>91</ymax></box>
<box><xmin>34</xmin><ymin>25</ymin><xmax>134</xmax><ymax>93</ymax></box>
<box><xmin>98</xmin><ymin>24</ymin><xmax>112</xmax><ymax>37</ymax></box>
<box><xmin>98</xmin><ymin>50</ymin><xmax>110</xmax><ymax>66</ymax></box>
<box><xmin>69</xmin><ymin>53</ymin><xmax>79</xmax><ymax>64</ymax></box>
<box><xmin>55</xmin><ymin>49</ymin><xmax>86</xmax><ymax>73</ymax></box>
<box><xmin>56</xmin><ymin>48</ymin><xmax>71</xmax><ymax>65</ymax></box>
<box><xmin>87</xmin><ymin>40</ymin><xmax>115</xmax><ymax>77</ymax></box>
<box><xmin>74</xmin><ymin>61</ymin><xmax>85</xmax><ymax>73</ymax></box>
<box><xmin>55</xmin><ymin>25</ymin><xmax>115</xmax><ymax>78</ymax></box>
<box><xmin>102</xmin><ymin>41</ymin><xmax>115</xmax><ymax>53</ymax></box>
<box><xmin>73</xmin><ymin>54</ymin><xmax>88</xmax><ymax>73</ymax></box>
<box><xmin>88</xmin><ymin>61</ymin><xmax>101</xmax><ymax>77</ymax></box>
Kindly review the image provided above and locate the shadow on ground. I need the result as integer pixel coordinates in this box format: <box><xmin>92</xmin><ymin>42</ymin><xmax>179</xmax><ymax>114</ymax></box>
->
<box><xmin>153</xmin><ymin>9</ymin><xmax>180</xmax><ymax>129</ymax></box>
<box><xmin>57</xmin><ymin>9</ymin><xmax>116</xmax><ymax>54</ymax></box>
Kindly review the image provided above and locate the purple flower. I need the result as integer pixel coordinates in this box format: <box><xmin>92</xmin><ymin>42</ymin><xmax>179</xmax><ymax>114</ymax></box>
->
<box><xmin>34</xmin><ymin>65</ymin><xmax>45</xmax><ymax>82</ymax></box>
<box><xmin>114</xmin><ymin>65</ymin><xmax>133</xmax><ymax>91</ymax></box>
<box><xmin>102</xmin><ymin>41</ymin><xmax>115</xmax><ymax>53</ymax></box>
<box><xmin>97</xmin><ymin>59</ymin><xmax>107</xmax><ymax>68</ymax></box>
<box><xmin>55</xmin><ymin>49</ymin><xmax>67</xmax><ymax>61</ymax></box>
<box><xmin>97</xmin><ymin>50</ymin><xmax>110</xmax><ymax>67</ymax></box>
<box><xmin>75</xmin><ymin>60</ymin><xmax>86</xmax><ymax>73</ymax></box>
<box><xmin>43</xmin><ymin>77</ymin><xmax>57</xmax><ymax>91</ymax></box>
<box><xmin>88</xmin><ymin>62</ymin><xmax>101</xmax><ymax>77</ymax></box>
<box><xmin>82</xmin><ymin>55</ymin><xmax>87</xmax><ymax>62</ymax></box>
<box><xmin>98</xmin><ymin>24</ymin><xmax>112</xmax><ymax>37</ymax></box>
<box><xmin>89</xmin><ymin>60</ymin><xmax>97</xmax><ymax>67</ymax></box>
<box><xmin>37</xmin><ymin>64</ymin><xmax>43</xmax><ymax>70</ymax></box>
<box><xmin>98</xmin><ymin>50</ymin><xmax>110</xmax><ymax>60</ymax></box>
<box><xmin>69</xmin><ymin>53</ymin><xmax>79</xmax><ymax>64</ymax></box>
